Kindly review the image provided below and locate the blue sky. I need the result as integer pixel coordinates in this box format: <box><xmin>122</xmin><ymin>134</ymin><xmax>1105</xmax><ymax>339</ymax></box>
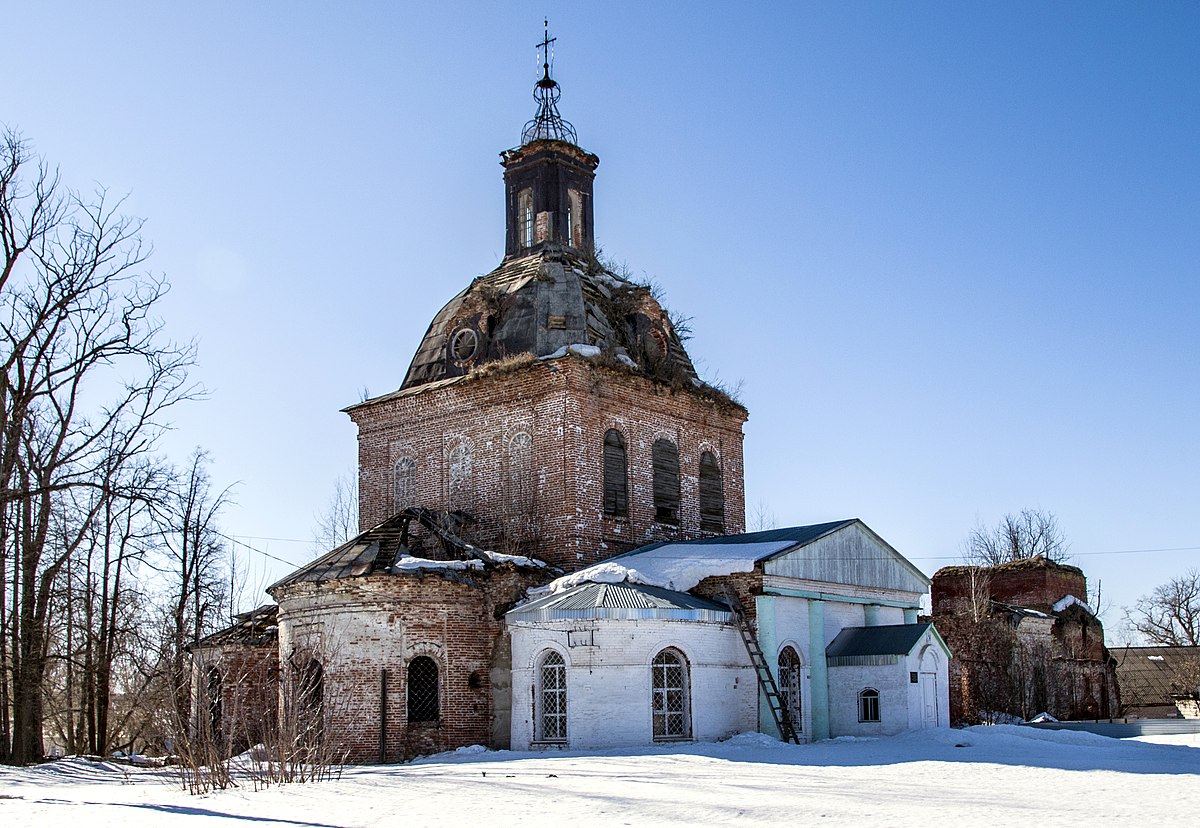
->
<box><xmin>6</xmin><ymin>2</ymin><xmax>1198</xmax><ymax>636</ymax></box>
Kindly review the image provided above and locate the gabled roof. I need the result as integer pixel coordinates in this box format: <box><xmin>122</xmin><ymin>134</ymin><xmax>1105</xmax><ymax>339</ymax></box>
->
<box><xmin>826</xmin><ymin>623</ymin><xmax>935</xmax><ymax>658</ymax></box>
<box><xmin>601</xmin><ymin>519</ymin><xmax>928</xmax><ymax>595</ymax></box>
<box><xmin>508</xmin><ymin>581</ymin><xmax>732</xmax><ymax>624</ymax></box>
<box><xmin>625</xmin><ymin>520</ymin><xmax>855</xmax><ymax>555</ymax></box>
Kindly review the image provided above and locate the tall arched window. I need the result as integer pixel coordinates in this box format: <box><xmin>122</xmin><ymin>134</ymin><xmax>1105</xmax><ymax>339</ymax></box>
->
<box><xmin>206</xmin><ymin>666</ymin><xmax>223</xmax><ymax>738</ymax></box>
<box><xmin>777</xmin><ymin>647</ymin><xmax>802</xmax><ymax>733</ymax></box>
<box><xmin>393</xmin><ymin>457</ymin><xmax>416</xmax><ymax>512</ymax></box>
<box><xmin>698</xmin><ymin>451</ymin><xmax>724</xmax><ymax>532</ymax></box>
<box><xmin>506</xmin><ymin>432</ymin><xmax>534</xmax><ymax>513</ymax></box>
<box><xmin>567</xmin><ymin>188</ymin><xmax>583</xmax><ymax>247</ymax></box>
<box><xmin>518</xmin><ymin>189</ymin><xmax>534</xmax><ymax>248</ymax></box>
<box><xmin>537</xmin><ymin>650</ymin><xmax>567</xmax><ymax>743</ymax></box>
<box><xmin>297</xmin><ymin>659</ymin><xmax>324</xmax><ymax>747</ymax></box>
<box><xmin>652</xmin><ymin>439</ymin><xmax>680</xmax><ymax>525</ymax></box>
<box><xmin>858</xmin><ymin>688</ymin><xmax>880</xmax><ymax>723</ymax></box>
<box><xmin>448</xmin><ymin>442</ymin><xmax>472</xmax><ymax>511</ymax></box>
<box><xmin>603</xmin><ymin>429</ymin><xmax>628</xmax><ymax>517</ymax></box>
<box><xmin>407</xmin><ymin>656</ymin><xmax>440</xmax><ymax>722</ymax></box>
<box><xmin>651</xmin><ymin>648</ymin><xmax>690</xmax><ymax>740</ymax></box>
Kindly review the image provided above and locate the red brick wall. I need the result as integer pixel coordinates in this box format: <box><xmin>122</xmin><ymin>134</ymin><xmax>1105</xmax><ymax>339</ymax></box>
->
<box><xmin>932</xmin><ymin>558</ymin><xmax>1087</xmax><ymax>615</ymax></box>
<box><xmin>191</xmin><ymin>642</ymin><xmax>279</xmax><ymax>754</ymax></box>
<box><xmin>349</xmin><ymin>356</ymin><xmax>747</xmax><ymax>572</ymax></box>
<box><xmin>272</xmin><ymin>564</ymin><xmax>551</xmax><ymax>763</ymax></box>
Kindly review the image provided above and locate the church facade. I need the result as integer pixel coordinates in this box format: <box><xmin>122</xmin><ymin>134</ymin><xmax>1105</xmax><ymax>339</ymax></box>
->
<box><xmin>191</xmin><ymin>41</ymin><xmax>950</xmax><ymax>761</ymax></box>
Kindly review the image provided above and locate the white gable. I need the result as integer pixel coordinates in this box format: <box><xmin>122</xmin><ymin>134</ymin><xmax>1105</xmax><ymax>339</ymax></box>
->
<box><xmin>764</xmin><ymin>521</ymin><xmax>929</xmax><ymax>594</ymax></box>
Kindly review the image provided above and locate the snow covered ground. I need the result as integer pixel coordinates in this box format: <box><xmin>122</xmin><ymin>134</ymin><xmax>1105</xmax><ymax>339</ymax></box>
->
<box><xmin>1</xmin><ymin>727</ymin><xmax>1197</xmax><ymax>826</ymax></box>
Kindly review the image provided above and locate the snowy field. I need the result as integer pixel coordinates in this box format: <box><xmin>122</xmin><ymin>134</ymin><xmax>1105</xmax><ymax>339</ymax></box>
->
<box><xmin>1</xmin><ymin>726</ymin><xmax>1197</xmax><ymax>826</ymax></box>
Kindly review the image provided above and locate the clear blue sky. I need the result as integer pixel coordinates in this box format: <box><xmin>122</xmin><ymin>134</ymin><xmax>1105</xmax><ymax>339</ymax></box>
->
<box><xmin>6</xmin><ymin>2</ymin><xmax>1198</xmax><ymax>638</ymax></box>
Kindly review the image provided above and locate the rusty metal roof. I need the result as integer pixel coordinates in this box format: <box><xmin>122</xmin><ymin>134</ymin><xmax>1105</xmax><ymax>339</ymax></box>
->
<box><xmin>508</xmin><ymin>580</ymin><xmax>732</xmax><ymax>624</ymax></box>
<box><xmin>188</xmin><ymin>604</ymin><xmax>278</xmax><ymax>651</ymax></box>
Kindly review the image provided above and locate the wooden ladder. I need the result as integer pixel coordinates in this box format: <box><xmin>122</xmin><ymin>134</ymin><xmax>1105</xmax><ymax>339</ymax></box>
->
<box><xmin>719</xmin><ymin>589</ymin><xmax>800</xmax><ymax>744</ymax></box>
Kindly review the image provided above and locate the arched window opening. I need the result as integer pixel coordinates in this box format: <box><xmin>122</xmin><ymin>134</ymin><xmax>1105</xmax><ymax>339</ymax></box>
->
<box><xmin>393</xmin><ymin>457</ymin><xmax>416</xmax><ymax>512</ymax></box>
<box><xmin>567</xmin><ymin>188</ymin><xmax>583</xmax><ymax>247</ymax></box>
<box><xmin>506</xmin><ymin>432</ymin><xmax>534</xmax><ymax>513</ymax></box>
<box><xmin>537</xmin><ymin>650</ymin><xmax>567</xmax><ymax>742</ymax></box>
<box><xmin>603</xmin><ymin>429</ymin><xmax>628</xmax><ymax>517</ymax></box>
<box><xmin>652</xmin><ymin>439</ymin><xmax>680</xmax><ymax>525</ymax></box>
<box><xmin>407</xmin><ymin>656</ymin><xmax>440</xmax><ymax>722</ymax></box>
<box><xmin>778</xmin><ymin>647</ymin><xmax>802</xmax><ymax>733</ymax></box>
<box><xmin>699</xmin><ymin>451</ymin><xmax>724</xmax><ymax>532</ymax></box>
<box><xmin>859</xmin><ymin>688</ymin><xmax>880</xmax><ymax>723</ymax></box>
<box><xmin>448</xmin><ymin>442</ymin><xmax>473</xmax><ymax>511</ymax></box>
<box><xmin>651</xmin><ymin>648</ymin><xmax>690</xmax><ymax>740</ymax></box>
<box><xmin>518</xmin><ymin>189</ymin><xmax>534</xmax><ymax>248</ymax></box>
<box><xmin>296</xmin><ymin>660</ymin><xmax>324</xmax><ymax>747</ymax></box>
<box><xmin>206</xmin><ymin>666</ymin><xmax>223</xmax><ymax>738</ymax></box>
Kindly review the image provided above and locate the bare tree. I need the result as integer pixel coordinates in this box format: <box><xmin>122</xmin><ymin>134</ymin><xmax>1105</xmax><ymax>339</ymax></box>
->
<box><xmin>156</xmin><ymin>450</ymin><xmax>232</xmax><ymax>731</ymax></box>
<box><xmin>311</xmin><ymin>469</ymin><xmax>358</xmax><ymax>553</ymax></box>
<box><xmin>964</xmin><ymin>508</ymin><xmax>1069</xmax><ymax>566</ymax></box>
<box><xmin>1128</xmin><ymin>569</ymin><xmax>1200</xmax><ymax>647</ymax></box>
<box><xmin>0</xmin><ymin>129</ymin><xmax>197</xmax><ymax>762</ymax></box>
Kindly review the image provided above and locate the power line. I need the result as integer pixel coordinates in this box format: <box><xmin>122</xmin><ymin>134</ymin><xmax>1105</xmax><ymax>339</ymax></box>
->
<box><xmin>215</xmin><ymin>531</ymin><xmax>303</xmax><ymax>568</ymax></box>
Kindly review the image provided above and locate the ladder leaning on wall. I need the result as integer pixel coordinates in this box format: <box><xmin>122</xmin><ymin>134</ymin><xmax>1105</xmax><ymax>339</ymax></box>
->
<box><xmin>717</xmin><ymin>588</ymin><xmax>800</xmax><ymax>744</ymax></box>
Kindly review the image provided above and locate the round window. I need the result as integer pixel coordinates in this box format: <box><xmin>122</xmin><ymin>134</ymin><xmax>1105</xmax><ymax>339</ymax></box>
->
<box><xmin>450</xmin><ymin>328</ymin><xmax>479</xmax><ymax>362</ymax></box>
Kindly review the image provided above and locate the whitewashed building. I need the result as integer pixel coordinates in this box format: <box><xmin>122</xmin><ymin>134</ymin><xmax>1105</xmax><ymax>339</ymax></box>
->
<box><xmin>507</xmin><ymin>519</ymin><xmax>951</xmax><ymax>749</ymax></box>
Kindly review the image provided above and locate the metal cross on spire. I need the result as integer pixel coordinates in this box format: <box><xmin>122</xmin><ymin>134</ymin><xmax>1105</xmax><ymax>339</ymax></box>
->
<box><xmin>521</xmin><ymin>19</ymin><xmax>578</xmax><ymax>146</ymax></box>
<box><xmin>537</xmin><ymin>18</ymin><xmax>556</xmax><ymax>80</ymax></box>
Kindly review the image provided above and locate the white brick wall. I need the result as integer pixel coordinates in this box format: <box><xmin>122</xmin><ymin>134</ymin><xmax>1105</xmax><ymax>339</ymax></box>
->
<box><xmin>826</xmin><ymin>628</ymin><xmax>950</xmax><ymax>737</ymax></box>
<box><xmin>509</xmin><ymin>618</ymin><xmax>757</xmax><ymax>750</ymax></box>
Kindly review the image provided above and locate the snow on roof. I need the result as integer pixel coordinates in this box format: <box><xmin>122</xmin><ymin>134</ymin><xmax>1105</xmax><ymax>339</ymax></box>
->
<box><xmin>543</xmin><ymin>540</ymin><xmax>794</xmax><ymax>593</ymax></box>
<box><xmin>508</xmin><ymin>580</ymin><xmax>733</xmax><ymax>623</ymax></box>
<box><xmin>392</xmin><ymin>555</ymin><xmax>483</xmax><ymax>574</ymax></box>
<box><xmin>1052</xmin><ymin>594</ymin><xmax>1095</xmax><ymax>616</ymax></box>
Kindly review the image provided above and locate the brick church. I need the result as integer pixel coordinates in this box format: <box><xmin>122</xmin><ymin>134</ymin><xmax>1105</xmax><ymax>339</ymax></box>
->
<box><xmin>190</xmin><ymin>34</ymin><xmax>950</xmax><ymax>762</ymax></box>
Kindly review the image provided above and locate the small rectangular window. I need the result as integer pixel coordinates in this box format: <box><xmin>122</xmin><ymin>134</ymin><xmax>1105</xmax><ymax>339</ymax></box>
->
<box><xmin>910</xmin><ymin>672</ymin><xmax>919</xmax><ymax>684</ymax></box>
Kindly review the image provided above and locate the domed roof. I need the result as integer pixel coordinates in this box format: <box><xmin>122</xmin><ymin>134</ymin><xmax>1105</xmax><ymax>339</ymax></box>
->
<box><xmin>401</xmin><ymin>246</ymin><xmax>698</xmax><ymax>390</ymax></box>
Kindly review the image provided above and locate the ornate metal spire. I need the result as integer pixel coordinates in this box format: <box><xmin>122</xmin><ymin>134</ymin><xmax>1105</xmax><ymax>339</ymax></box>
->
<box><xmin>521</xmin><ymin>20</ymin><xmax>578</xmax><ymax>146</ymax></box>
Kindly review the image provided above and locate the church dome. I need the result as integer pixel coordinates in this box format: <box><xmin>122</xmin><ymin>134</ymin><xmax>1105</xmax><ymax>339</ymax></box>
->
<box><xmin>401</xmin><ymin>246</ymin><xmax>698</xmax><ymax>390</ymax></box>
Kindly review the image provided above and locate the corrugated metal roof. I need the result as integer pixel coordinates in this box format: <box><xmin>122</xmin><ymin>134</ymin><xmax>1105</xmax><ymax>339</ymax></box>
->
<box><xmin>1113</xmin><ymin>645</ymin><xmax>1200</xmax><ymax>710</ymax></box>
<box><xmin>825</xmin><ymin>624</ymin><xmax>932</xmax><ymax>658</ymax></box>
<box><xmin>508</xmin><ymin>581</ymin><xmax>732</xmax><ymax>623</ymax></box>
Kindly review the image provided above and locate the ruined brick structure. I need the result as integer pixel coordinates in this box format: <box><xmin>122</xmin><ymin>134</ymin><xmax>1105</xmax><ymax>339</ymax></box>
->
<box><xmin>929</xmin><ymin>557</ymin><xmax>1119</xmax><ymax>724</ymax></box>
<box><xmin>187</xmin><ymin>606</ymin><xmax>280</xmax><ymax>754</ymax></box>
<box><xmin>244</xmin><ymin>51</ymin><xmax>747</xmax><ymax>762</ymax></box>
<box><xmin>195</xmin><ymin>37</ymin><xmax>951</xmax><ymax>762</ymax></box>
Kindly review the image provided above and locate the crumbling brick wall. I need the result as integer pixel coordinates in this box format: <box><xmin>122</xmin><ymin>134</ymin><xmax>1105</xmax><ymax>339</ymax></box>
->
<box><xmin>271</xmin><ymin>563</ymin><xmax>551</xmax><ymax>763</ymax></box>
<box><xmin>349</xmin><ymin>356</ymin><xmax>747</xmax><ymax>573</ymax></box>
<box><xmin>190</xmin><ymin>641</ymin><xmax>279</xmax><ymax>754</ymax></box>
<box><xmin>930</xmin><ymin>559</ymin><xmax>1119</xmax><ymax>724</ymax></box>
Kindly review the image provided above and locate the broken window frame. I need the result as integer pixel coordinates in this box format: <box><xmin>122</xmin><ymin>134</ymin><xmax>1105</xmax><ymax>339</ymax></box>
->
<box><xmin>518</xmin><ymin>189</ymin><xmax>534</xmax><ymax>248</ymax></box>
<box><xmin>603</xmin><ymin>429</ymin><xmax>628</xmax><ymax>518</ymax></box>
<box><xmin>652</xmin><ymin>439</ymin><xmax>680</xmax><ymax>525</ymax></box>
<box><xmin>698</xmin><ymin>450</ymin><xmax>724</xmax><ymax>533</ymax></box>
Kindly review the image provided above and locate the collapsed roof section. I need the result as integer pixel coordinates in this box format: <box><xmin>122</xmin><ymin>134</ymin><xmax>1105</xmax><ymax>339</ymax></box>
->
<box><xmin>268</xmin><ymin>508</ymin><xmax>551</xmax><ymax>592</ymax></box>
<box><xmin>188</xmin><ymin>604</ymin><xmax>278</xmax><ymax>651</ymax></box>
<box><xmin>391</xmin><ymin>248</ymin><xmax>698</xmax><ymax>393</ymax></box>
